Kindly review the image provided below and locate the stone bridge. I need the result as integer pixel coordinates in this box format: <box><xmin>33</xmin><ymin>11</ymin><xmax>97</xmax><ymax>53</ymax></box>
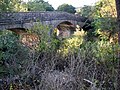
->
<box><xmin>0</xmin><ymin>11</ymin><xmax>91</xmax><ymax>32</ymax></box>
<box><xmin>0</xmin><ymin>11</ymin><xmax>92</xmax><ymax>47</ymax></box>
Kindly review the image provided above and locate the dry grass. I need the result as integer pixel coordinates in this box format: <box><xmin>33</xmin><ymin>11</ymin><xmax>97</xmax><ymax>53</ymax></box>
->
<box><xmin>0</xmin><ymin>48</ymin><xmax>117</xmax><ymax>90</ymax></box>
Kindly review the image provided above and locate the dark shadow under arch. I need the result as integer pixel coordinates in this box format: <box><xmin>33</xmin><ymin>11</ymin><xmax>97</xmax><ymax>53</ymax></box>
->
<box><xmin>8</xmin><ymin>28</ymin><xmax>27</xmax><ymax>35</ymax></box>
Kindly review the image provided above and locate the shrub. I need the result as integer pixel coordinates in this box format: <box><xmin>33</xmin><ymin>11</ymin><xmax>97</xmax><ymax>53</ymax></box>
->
<box><xmin>0</xmin><ymin>30</ymin><xmax>30</xmax><ymax>78</ymax></box>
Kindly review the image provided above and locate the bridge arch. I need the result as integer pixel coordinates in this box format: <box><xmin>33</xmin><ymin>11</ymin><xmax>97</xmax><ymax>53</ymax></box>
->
<box><xmin>8</xmin><ymin>28</ymin><xmax>26</xmax><ymax>34</ymax></box>
<box><xmin>53</xmin><ymin>20</ymin><xmax>77</xmax><ymax>29</ymax></box>
<box><xmin>52</xmin><ymin>20</ymin><xmax>76</xmax><ymax>39</ymax></box>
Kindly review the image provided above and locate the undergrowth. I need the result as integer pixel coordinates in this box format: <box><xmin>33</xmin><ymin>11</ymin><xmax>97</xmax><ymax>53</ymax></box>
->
<box><xmin>0</xmin><ymin>23</ymin><xmax>119</xmax><ymax>90</ymax></box>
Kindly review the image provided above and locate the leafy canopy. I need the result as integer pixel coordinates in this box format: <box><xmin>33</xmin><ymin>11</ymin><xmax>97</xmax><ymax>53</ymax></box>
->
<box><xmin>27</xmin><ymin>0</ymin><xmax>54</xmax><ymax>11</ymax></box>
<box><xmin>77</xmin><ymin>5</ymin><xmax>94</xmax><ymax>17</ymax></box>
<box><xmin>0</xmin><ymin>0</ymin><xmax>27</xmax><ymax>12</ymax></box>
<box><xmin>57</xmin><ymin>4</ymin><xmax>76</xmax><ymax>14</ymax></box>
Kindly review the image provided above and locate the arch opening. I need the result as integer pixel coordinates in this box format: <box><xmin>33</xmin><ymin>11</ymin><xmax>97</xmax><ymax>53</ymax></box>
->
<box><xmin>8</xmin><ymin>28</ymin><xmax>27</xmax><ymax>35</ymax></box>
<box><xmin>7</xmin><ymin>28</ymin><xmax>39</xmax><ymax>48</ymax></box>
<box><xmin>54</xmin><ymin>21</ymin><xmax>76</xmax><ymax>39</ymax></box>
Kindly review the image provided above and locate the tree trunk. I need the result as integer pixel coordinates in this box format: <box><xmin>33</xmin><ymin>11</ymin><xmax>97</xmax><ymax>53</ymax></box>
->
<box><xmin>115</xmin><ymin>0</ymin><xmax>120</xmax><ymax>42</ymax></box>
<box><xmin>115</xmin><ymin>0</ymin><xmax>120</xmax><ymax>89</ymax></box>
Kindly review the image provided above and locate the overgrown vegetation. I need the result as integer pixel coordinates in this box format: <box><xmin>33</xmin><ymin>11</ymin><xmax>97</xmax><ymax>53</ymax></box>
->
<box><xmin>0</xmin><ymin>0</ymin><xmax>119</xmax><ymax>90</ymax></box>
<box><xmin>0</xmin><ymin>22</ymin><xmax>119</xmax><ymax>90</ymax></box>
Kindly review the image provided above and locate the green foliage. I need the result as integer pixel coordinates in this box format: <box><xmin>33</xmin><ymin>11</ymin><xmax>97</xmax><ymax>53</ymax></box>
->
<box><xmin>27</xmin><ymin>0</ymin><xmax>54</xmax><ymax>11</ymax></box>
<box><xmin>0</xmin><ymin>0</ymin><xmax>118</xmax><ymax>89</ymax></box>
<box><xmin>77</xmin><ymin>5</ymin><xmax>94</xmax><ymax>17</ymax></box>
<box><xmin>58</xmin><ymin>35</ymin><xmax>84</xmax><ymax>55</ymax></box>
<box><xmin>0</xmin><ymin>30</ymin><xmax>30</xmax><ymax>77</ymax></box>
<box><xmin>0</xmin><ymin>0</ymin><xmax>12</xmax><ymax>11</ymax></box>
<box><xmin>79</xmin><ymin>40</ymin><xmax>118</xmax><ymax>89</ymax></box>
<box><xmin>96</xmin><ymin>41</ymin><xmax>118</xmax><ymax>63</ymax></box>
<box><xmin>0</xmin><ymin>24</ymin><xmax>118</xmax><ymax>89</ymax></box>
<box><xmin>81</xmin><ymin>40</ymin><xmax>119</xmax><ymax>62</ymax></box>
<box><xmin>0</xmin><ymin>31</ymin><xmax>18</xmax><ymax>60</ymax></box>
<box><xmin>27</xmin><ymin>22</ymin><xmax>60</xmax><ymax>52</ymax></box>
<box><xmin>77</xmin><ymin>0</ymin><xmax>118</xmax><ymax>42</ymax></box>
<box><xmin>91</xmin><ymin>0</ymin><xmax>118</xmax><ymax>41</ymax></box>
<box><xmin>0</xmin><ymin>0</ymin><xmax>27</xmax><ymax>12</ymax></box>
<box><xmin>93</xmin><ymin>0</ymin><xmax>117</xmax><ymax>29</ymax></box>
<box><xmin>93</xmin><ymin>18</ymin><xmax>116</xmax><ymax>33</ymax></box>
<box><xmin>57</xmin><ymin>4</ymin><xmax>76</xmax><ymax>14</ymax></box>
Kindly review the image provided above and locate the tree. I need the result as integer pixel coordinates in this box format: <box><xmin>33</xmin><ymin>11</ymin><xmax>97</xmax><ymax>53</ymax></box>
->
<box><xmin>85</xmin><ymin>0</ymin><xmax>118</xmax><ymax>42</ymax></box>
<box><xmin>27</xmin><ymin>0</ymin><xmax>54</xmax><ymax>11</ymax></box>
<box><xmin>77</xmin><ymin>5</ymin><xmax>94</xmax><ymax>17</ymax></box>
<box><xmin>115</xmin><ymin>0</ymin><xmax>120</xmax><ymax>89</ymax></box>
<box><xmin>0</xmin><ymin>0</ymin><xmax>27</xmax><ymax>12</ymax></box>
<box><xmin>95</xmin><ymin>0</ymin><xmax>117</xmax><ymax>17</ymax></box>
<box><xmin>57</xmin><ymin>4</ymin><xmax>76</xmax><ymax>14</ymax></box>
<box><xmin>0</xmin><ymin>0</ymin><xmax>12</xmax><ymax>11</ymax></box>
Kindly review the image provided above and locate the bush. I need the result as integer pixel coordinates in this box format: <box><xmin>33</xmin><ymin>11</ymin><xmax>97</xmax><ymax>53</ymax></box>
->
<box><xmin>0</xmin><ymin>30</ymin><xmax>30</xmax><ymax>78</ymax></box>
